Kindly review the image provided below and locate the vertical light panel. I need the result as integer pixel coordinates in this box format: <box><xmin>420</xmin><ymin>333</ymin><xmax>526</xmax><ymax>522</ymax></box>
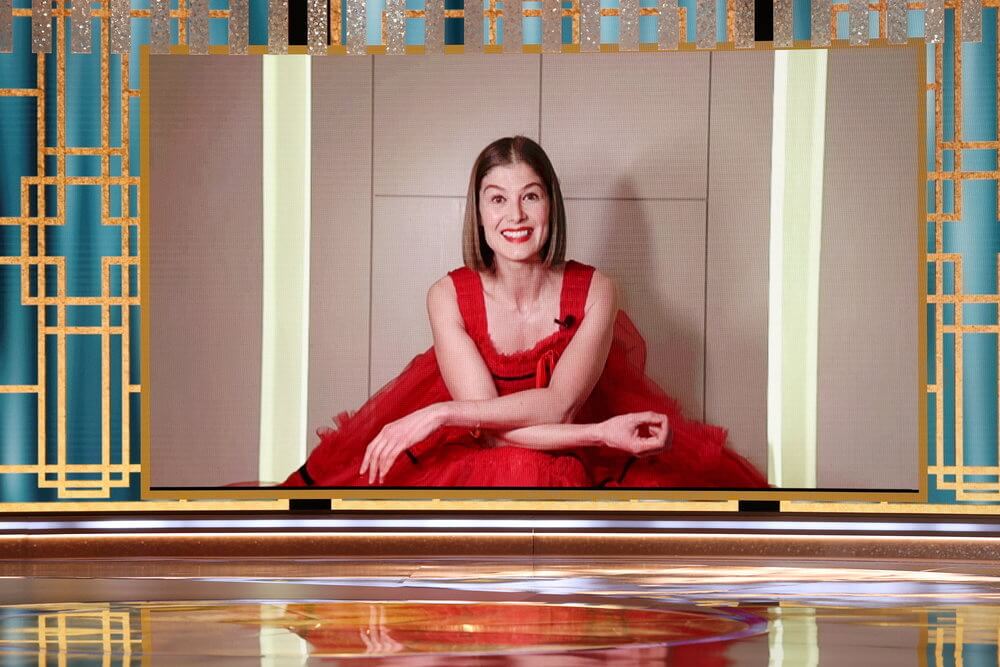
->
<box><xmin>848</xmin><ymin>0</ymin><xmax>868</xmax><ymax>45</ymax></box>
<box><xmin>110</xmin><ymin>0</ymin><xmax>131</xmax><ymax>55</ymax></box>
<box><xmin>768</xmin><ymin>49</ymin><xmax>826</xmax><ymax>488</ymax></box>
<box><xmin>580</xmin><ymin>0</ymin><xmax>599</xmax><ymax>50</ymax></box>
<box><xmin>150</xmin><ymin>0</ymin><xmax>170</xmax><ymax>53</ymax></box>
<box><xmin>810</xmin><ymin>0</ymin><xmax>830</xmax><ymax>46</ymax></box>
<box><xmin>925</xmin><ymin>0</ymin><xmax>944</xmax><ymax>44</ymax></box>
<box><xmin>465</xmin><ymin>0</ymin><xmax>483</xmax><ymax>50</ymax></box>
<box><xmin>188</xmin><ymin>0</ymin><xmax>209</xmax><ymax>53</ymax></box>
<box><xmin>0</xmin><ymin>0</ymin><xmax>10</xmax><ymax>53</ymax></box>
<box><xmin>695</xmin><ymin>0</ymin><xmax>714</xmax><ymax>49</ymax></box>
<box><xmin>767</xmin><ymin>51</ymin><xmax>787</xmax><ymax>486</ymax></box>
<box><xmin>307</xmin><ymin>0</ymin><xmax>328</xmax><ymax>54</ymax></box>
<box><xmin>424</xmin><ymin>0</ymin><xmax>443</xmax><ymax>53</ymax></box>
<box><xmin>619</xmin><ymin>0</ymin><xmax>639</xmax><ymax>50</ymax></box>
<box><xmin>385</xmin><ymin>0</ymin><xmax>405</xmax><ymax>53</ymax></box>
<box><xmin>229</xmin><ymin>0</ymin><xmax>249</xmax><ymax>54</ymax></box>
<box><xmin>31</xmin><ymin>0</ymin><xmax>52</xmax><ymax>53</ymax></box>
<box><xmin>657</xmin><ymin>0</ymin><xmax>678</xmax><ymax>50</ymax></box>
<box><xmin>71</xmin><ymin>0</ymin><xmax>92</xmax><ymax>53</ymax></box>
<box><xmin>269</xmin><ymin>0</ymin><xmax>288</xmax><ymax>53</ymax></box>
<box><xmin>961</xmin><ymin>0</ymin><xmax>982</xmax><ymax>43</ymax></box>
<box><xmin>768</xmin><ymin>608</ymin><xmax>820</xmax><ymax>666</ymax></box>
<box><xmin>542</xmin><ymin>0</ymin><xmax>561</xmax><ymax>52</ymax></box>
<box><xmin>261</xmin><ymin>56</ymin><xmax>311</xmax><ymax>486</ymax></box>
<box><xmin>886</xmin><ymin>0</ymin><xmax>906</xmax><ymax>44</ymax></box>
<box><xmin>504</xmin><ymin>0</ymin><xmax>523</xmax><ymax>49</ymax></box>
<box><xmin>773</xmin><ymin>0</ymin><xmax>792</xmax><ymax>47</ymax></box>
<box><xmin>733</xmin><ymin>0</ymin><xmax>753</xmax><ymax>49</ymax></box>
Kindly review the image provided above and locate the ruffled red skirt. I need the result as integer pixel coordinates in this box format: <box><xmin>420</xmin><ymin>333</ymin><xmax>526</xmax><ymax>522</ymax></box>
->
<box><xmin>281</xmin><ymin>311</ymin><xmax>768</xmax><ymax>489</ymax></box>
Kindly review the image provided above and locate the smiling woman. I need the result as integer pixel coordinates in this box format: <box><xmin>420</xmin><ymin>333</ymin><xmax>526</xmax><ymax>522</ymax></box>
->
<box><xmin>279</xmin><ymin>136</ymin><xmax>769</xmax><ymax>489</ymax></box>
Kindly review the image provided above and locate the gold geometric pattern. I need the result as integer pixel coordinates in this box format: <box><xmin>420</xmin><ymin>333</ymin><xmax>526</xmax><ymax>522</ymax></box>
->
<box><xmin>0</xmin><ymin>605</ymin><xmax>139</xmax><ymax>661</ymax></box>
<box><xmin>0</xmin><ymin>0</ymin><xmax>998</xmax><ymax>510</ymax></box>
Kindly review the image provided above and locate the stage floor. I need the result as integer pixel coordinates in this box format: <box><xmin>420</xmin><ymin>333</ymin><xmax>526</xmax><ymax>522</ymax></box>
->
<box><xmin>1</xmin><ymin>554</ymin><xmax>997</xmax><ymax>665</ymax></box>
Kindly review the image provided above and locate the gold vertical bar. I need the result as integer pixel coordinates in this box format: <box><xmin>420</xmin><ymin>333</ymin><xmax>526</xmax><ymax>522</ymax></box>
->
<box><xmin>0</xmin><ymin>0</ymin><xmax>11</xmax><ymax>53</ymax></box>
<box><xmin>848</xmin><ymin>0</ymin><xmax>868</xmax><ymax>45</ymax></box>
<box><xmin>32</xmin><ymin>0</ymin><xmax>53</xmax><ymax>53</ymax></box>
<box><xmin>695</xmin><ymin>0</ymin><xmax>714</xmax><ymax>48</ymax></box>
<box><xmin>228</xmin><ymin>0</ymin><xmax>249</xmax><ymax>54</ymax></box>
<box><xmin>269</xmin><ymin>0</ymin><xmax>289</xmax><ymax>53</ymax></box>
<box><xmin>733</xmin><ymin>0</ymin><xmax>753</xmax><ymax>48</ymax></box>
<box><xmin>56</xmin><ymin>0</ymin><xmax>67</xmax><ymax>492</ymax></box>
<box><xmin>70</xmin><ymin>0</ymin><xmax>92</xmax><ymax>53</ymax></box>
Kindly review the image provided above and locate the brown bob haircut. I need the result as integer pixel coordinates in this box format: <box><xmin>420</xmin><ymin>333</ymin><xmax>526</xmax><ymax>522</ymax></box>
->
<box><xmin>462</xmin><ymin>136</ymin><xmax>567</xmax><ymax>272</ymax></box>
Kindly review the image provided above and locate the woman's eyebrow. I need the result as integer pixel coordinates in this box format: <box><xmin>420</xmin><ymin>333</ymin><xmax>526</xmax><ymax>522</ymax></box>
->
<box><xmin>482</xmin><ymin>184</ymin><xmax>506</xmax><ymax>192</ymax></box>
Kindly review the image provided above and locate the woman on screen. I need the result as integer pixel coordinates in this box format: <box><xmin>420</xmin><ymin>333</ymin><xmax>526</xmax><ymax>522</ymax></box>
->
<box><xmin>281</xmin><ymin>136</ymin><xmax>767</xmax><ymax>488</ymax></box>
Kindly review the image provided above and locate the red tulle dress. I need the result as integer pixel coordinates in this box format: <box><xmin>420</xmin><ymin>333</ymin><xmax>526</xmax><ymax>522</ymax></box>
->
<box><xmin>281</xmin><ymin>260</ymin><xmax>767</xmax><ymax>488</ymax></box>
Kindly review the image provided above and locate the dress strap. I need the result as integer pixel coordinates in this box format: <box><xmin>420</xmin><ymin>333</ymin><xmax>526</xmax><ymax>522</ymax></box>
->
<box><xmin>560</xmin><ymin>260</ymin><xmax>596</xmax><ymax>326</ymax></box>
<box><xmin>447</xmin><ymin>266</ymin><xmax>487</xmax><ymax>344</ymax></box>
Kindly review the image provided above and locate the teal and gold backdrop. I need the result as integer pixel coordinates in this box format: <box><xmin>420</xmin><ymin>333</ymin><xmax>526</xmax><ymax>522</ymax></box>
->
<box><xmin>0</xmin><ymin>0</ymin><xmax>996</xmax><ymax>510</ymax></box>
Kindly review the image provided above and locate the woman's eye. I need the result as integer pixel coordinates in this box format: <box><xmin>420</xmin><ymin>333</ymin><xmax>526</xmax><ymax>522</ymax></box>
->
<box><xmin>524</xmin><ymin>192</ymin><xmax>540</xmax><ymax>201</ymax></box>
<box><xmin>492</xmin><ymin>195</ymin><xmax>505</xmax><ymax>204</ymax></box>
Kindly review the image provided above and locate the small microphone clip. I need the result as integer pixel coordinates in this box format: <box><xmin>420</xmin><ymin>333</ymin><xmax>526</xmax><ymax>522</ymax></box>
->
<box><xmin>554</xmin><ymin>314</ymin><xmax>576</xmax><ymax>329</ymax></box>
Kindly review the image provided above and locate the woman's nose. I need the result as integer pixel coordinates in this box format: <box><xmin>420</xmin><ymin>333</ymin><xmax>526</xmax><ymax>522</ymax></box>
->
<box><xmin>509</xmin><ymin>199</ymin><xmax>526</xmax><ymax>221</ymax></box>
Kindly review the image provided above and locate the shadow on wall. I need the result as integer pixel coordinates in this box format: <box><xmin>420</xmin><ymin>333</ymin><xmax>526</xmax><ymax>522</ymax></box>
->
<box><xmin>592</xmin><ymin>176</ymin><xmax>705</xmax><ymax>421</ymax></box>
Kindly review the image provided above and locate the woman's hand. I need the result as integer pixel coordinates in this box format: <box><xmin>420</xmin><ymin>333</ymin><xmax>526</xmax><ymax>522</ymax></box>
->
<box><xmin>360</xmin><ymin>404</ymin><xmax>446</xmax><ymax>484</ymax></box>
<box><xmin>598</xmin><ymin>412</ymin><xmax>670</xmax><ymax>457</ymax></box>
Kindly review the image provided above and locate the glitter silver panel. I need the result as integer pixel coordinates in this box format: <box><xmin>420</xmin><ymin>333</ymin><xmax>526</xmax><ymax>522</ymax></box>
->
<box><xmin>924</xmin><ymin>0</ymin><xmax>943</xmax><ymax>43</ymax></box>
<box><xmin>307</xmin><ymin>0</ymin><xmax>328</xmax><ymax>54</ymax></box>
<box><xmin>31</xmin><ymin>0</ymin><xmax>51</xmax><ymax>53</ymax></box>
<box><xmin>346</xmin><ymin>0</ymin><xmax>366</xmax><ymax>53</ymax></box>
<box><xmin>150</xmin><ymin>0</ymin><xmax>170</xmax><ymax>53</ymax></box>
<box><xmin>187</xmin><ymin>0</ymin><xmax>209</xmax><ymax>53</ymax></box>
<box><xmin>542</xmin><ymin>0</ymin><xmax>561</xmax><ymax>52</ymax></box>
<box><xmin>464</xmin><ymin>0</ymin><xmax>483</xmax><ymax>50</ymax></box>
<box><xmin>886</xmin><ymin>0</ymin><xmax>906</xmax><ymax>43</ymax></box>
<box><xmin>504</xmin><ymin>0</ymin><xmax>522</xmax><ymax>50</ymax></box>
<box><xmin>657</xmin><ymin>0</ymin><xmax>678</xmax><ymax>50</ymax></box>
<box><xmin>424</xmin><ymin>0</ymin><xmax>443</xmax><ymax>53</ymax></box>
<box><xmin>269</xmin><ymin>0</ymin><xmax>288</xmax><ymax>53</ymax></box>
<box><xmin>110</xmin><ymin>0</ymin><xmax>130</xmax><ymax>55</ymax></box>
<box><xmin>961</xmin><ymin>0</ymin><xmax>982</xmax><ymax>43</ymax></box>
<box><xmin>619</xmin><ymin>0</ymin><xmax>639</xmax><ymax>50</ymax></box>
<box><xmin>810</xmin><ymin>0</ymin><xmax>830</xmax><ymax>46</ymax></box>
<box><xmin>848</xmin><ymin>0</ymin><xmax>868</xmax><ymax>45</ymax></box>
<box><xmin>695</xmin><ymin>0</ymin><xmax>714</xmax><ymax>49</ymax></box>
<box><xmin>0</xmin><ymin>0</ymin><xmax>10</xmax><ymax>53</ymax></box>
<box><xmin>384</xmin><ymin>0</ymin><xmax>405</xmax><ymax>54</ymax></box>
<box><xmin>579</xmin><ymin>0</ymin><xmax>599</xmax><ymax>51</ymax></box>
<box><xmin>71</xmin><ymin>0</ymin><xmax>92</xmax><ymax>53</ymax></box>
<box><xmin>772</xmin><ymin>0</ymin><xmax>792</xmax><ymax>47</ymax></box>
<box><xmin>733</xmin><ymin>0</ymin><xmax>753</xmax><ymax>48</ymax></box>
<box><xmin>229</xmin><ymin>0</ymin><xmax>248</xmax><ymax>53</ymax></box>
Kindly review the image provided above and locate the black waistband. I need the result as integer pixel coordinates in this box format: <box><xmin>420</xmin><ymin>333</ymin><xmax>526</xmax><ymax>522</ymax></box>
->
<box><xmin>297</xmin><ymin>463</ymin><xmax>315</xmax><ymax>486</ymax></box>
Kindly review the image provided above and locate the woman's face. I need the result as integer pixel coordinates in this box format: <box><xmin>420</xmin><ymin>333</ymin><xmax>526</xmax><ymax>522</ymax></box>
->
<box><xmin>478</xmin><ymin>162</ymin><xmax>550</xmax><ymax>265</ymax></box>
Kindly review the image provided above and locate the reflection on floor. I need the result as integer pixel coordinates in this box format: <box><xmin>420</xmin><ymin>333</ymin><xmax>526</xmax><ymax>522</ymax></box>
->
<box><xmin>0</xmin><ymin>557</ymin><xmax>997</xmax><ymax>665</ymax></box>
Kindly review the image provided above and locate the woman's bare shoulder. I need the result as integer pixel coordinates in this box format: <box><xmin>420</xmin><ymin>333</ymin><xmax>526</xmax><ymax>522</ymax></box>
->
<box><xmin>427</xmin><ymin>273</ymin><xmax>462</xmax><ymax>320</ymax></box>
<box><xmin>583</xmin><ymin>267</ymin><xmax>619</xmax><ymax>314</ymax></box>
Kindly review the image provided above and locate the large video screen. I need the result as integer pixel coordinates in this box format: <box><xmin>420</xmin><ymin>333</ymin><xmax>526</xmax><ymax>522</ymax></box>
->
<box><xmin>143</xmin><ymin>44</ymin><xmax>925</xmax><ymax>498</ymax></box>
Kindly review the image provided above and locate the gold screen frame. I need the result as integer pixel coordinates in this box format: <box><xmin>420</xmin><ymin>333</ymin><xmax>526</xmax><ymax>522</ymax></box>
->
<box><xmin>138</xmin><ymin>39</ymin><xmax>929</xmax><ymax>506</ymax></box>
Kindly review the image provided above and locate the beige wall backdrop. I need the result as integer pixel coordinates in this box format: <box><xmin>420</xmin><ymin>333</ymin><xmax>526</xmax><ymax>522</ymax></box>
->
<box><xmin>149</xmin><ymin>56</ymin><xmax>263</xmax><ymax>487</ymax></box>
<box><xmin>150</xmin><ymin>48</ymin><xmax>920</xmax><ymax>489</ymax></box>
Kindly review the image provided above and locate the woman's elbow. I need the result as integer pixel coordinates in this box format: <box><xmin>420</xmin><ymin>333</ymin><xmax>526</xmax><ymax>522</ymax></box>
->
<box><xmin>558</xmin><ymin>398</ymin><xmax>583</xmax><ymax>424</ymax></box>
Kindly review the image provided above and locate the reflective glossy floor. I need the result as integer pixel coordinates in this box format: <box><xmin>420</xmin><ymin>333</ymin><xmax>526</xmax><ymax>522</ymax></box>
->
<box><xmin>2</xmin><ymin>556</ymin><xmax>999</xmax><ymax>665</ymax></box>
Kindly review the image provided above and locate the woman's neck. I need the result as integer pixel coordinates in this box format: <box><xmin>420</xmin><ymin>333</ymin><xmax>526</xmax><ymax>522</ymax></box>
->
<box><xmin>490</xmin><ymin>257</ymin><xmax>551</xmax><ymax>313</ymax></box>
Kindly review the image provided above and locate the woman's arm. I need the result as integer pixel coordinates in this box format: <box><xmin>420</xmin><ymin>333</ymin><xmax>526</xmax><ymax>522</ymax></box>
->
<box><xmin>483</xmin><ymin>412</ymin><xmax>670</xmax><ymax>455</ymax></box>
<box><xmin>483</xmin><ymin>422</ymin><xmax>604</xmax><ymax>450</ymax></box>
<box><xmin>427</xmin><ymin>268</ymin><xmax>619</xmax><ymax>430</ymax></box>
<box><xmin>361</xmin><ymin>270</ymin><xmax>618</xmax><ymax>483</ymax></box>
